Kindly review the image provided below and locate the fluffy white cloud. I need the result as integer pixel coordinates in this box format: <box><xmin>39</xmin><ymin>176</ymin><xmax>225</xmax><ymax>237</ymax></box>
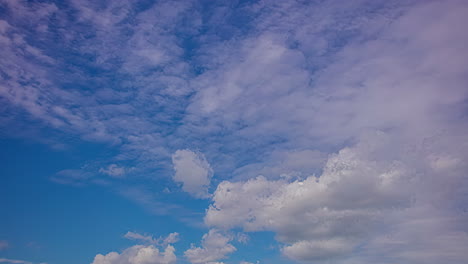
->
<box><xmin>91</xmin><ymin>245</ymin><xmax>176</xmax><ymax>264</ymax></box>
<box><xmin>184</xmin><ymin>229</ymin><xmax>236</xmax><ymax>264</ymax></box>
<box><xmin>205</xmin><ymin>131</ymin><xmax>468</xmax><ymax>263</ymax></box>
<box><xmin>172</xmin><ymin>149</ymin><xmax>213</xmax><ymax>198</ymax></box>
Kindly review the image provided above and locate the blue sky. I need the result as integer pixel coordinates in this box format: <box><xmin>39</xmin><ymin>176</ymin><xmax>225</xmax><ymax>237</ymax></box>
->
<box><xmin>1</xmin><ymin>0</ymin><xmax>468</xmax><ymax>264</ymax></box>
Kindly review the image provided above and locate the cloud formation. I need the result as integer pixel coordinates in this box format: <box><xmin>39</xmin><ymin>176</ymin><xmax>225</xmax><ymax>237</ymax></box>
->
<box><xmin>1</xmin><ymin>0</ymin><xmax>468</xmax><ymax>263</ymax></box>
<box><xmin>124</xmin><ymin>232</ymin><xmax>179</xmax><ymax>246</ymax></box>
<box><xmin>91</xmin><ymin>245</ymin><xmax>176</xmax><ymax>264</ymax></box>
<box><xmin>100</xmin><ymin>164</ymin><xmax>126</xmax><ymax>178</ymax></box>
<box><xmin>206</xmin><ymin>131</ymin><xmax>468</xmax><ymax>263</ymax></box>
<box><xmin>172</xmin><ymin>150</ymin><xmax>213</xmax><ymax>198</ymax></box>
<box><xmin>184</xmin><ymin>229</ymin><xmax>236</xmax><ymax>264</ymax></box>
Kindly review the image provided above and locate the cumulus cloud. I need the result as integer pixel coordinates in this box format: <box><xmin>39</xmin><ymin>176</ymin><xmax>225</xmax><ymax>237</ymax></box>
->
<box><xmin>205</xmin><ymin>131</ymin><xmax>468</xmax><ymax>263</ymax></box>
<box><xmin>91</xmin><ymin>245</ymin><xmax>176</xmax><ymax>264</ymax></box>
<box><xmin>172</xmin><ymin>150</ymin><xmax>214</xmax><ymax>198</ymax></box>
<box><xmin>184</xmin><ymin>229</ymin><xmax>236</xmax><ymax>264</ymax></box>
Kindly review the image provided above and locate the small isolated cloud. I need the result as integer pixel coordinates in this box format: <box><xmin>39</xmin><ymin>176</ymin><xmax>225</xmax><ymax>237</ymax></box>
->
<box><xmin>0</xmin><ymin>240</ymin><xmax>9</xmax><ymax>250</ymax></box>
<box><xmin>172</xmin><ymin>149</ymin><xmax>213</xmax><ymax>198</ymax></box>
<box><xmin>99</xmin><ymin>164</ymin><xmax>126</xmax><ymax>178</ymax></box>
<box><xmin>184</xmin><ymin>229</ymin><xmax>236</xmax><ymax>264</ymax></box>
<box><xmin>91</xmin><ymin>245</ymin><xmax>176</xmax><ymax>264</ymax></box>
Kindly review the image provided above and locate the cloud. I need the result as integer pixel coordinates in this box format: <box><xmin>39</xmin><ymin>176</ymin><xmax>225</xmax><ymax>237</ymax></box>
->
<box><xmin>91</xmin><ymin>244</ymin><xmax>176</xmax><ymax>264</ymax></box>
<box><xmin>99</xmin><ymin>164</ymin><xmax>126</xmax><ymax>178</ymax></box>
<box><xmin>184</xmin><ymin>229</ymin><xmax>236</xmax><ymax>264</ymax></box>
<box><xmin>2</xmin><ymin>0</ymin><xmax>468</xmax><ymax>263</ymax></box>
<box><xmin>162</xmin><ymin>233</ymin><xmax>180</xmax><ymax>245</ymax></box>
<box><xmin>0</xmin><ymin>259</ymin><xmax>32</xmax><ymax>264</ymax></box>
<box><xmin>123</xmin><ymin>232</ymin><xmax>179</xmax><ymax>246</ymax></box>
<box><xmin>123</xmin><ymin>232</ymin><xmax>158</xmax><ymax>245</ymax></box>
<box><xmin>172</xmin><ymin>150</ymin><xmax>214</xmax><ymax>198</ymax></box>
<box><xmin>205</xmin><ymin>131</ymin><xmax>468</xmax><ymax>263</ymax></box>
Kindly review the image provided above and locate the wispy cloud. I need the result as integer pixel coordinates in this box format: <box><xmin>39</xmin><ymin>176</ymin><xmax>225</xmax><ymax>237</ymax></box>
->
<box><xmin>123</xmin><ymin>231</ymin><xmax>179</xmax><ymax>246</ymax></box>
<box><xmin>0</xmin><ymin>258</ymin><xmax>32</xmax><ymax>264</ymax></box>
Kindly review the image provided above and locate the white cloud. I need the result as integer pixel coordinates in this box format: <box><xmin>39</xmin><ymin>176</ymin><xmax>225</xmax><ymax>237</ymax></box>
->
<box><xmin>2</xmin><ymin>1</ymin><xmax>468</xmax><ymax>263</ymax></box>
<box><xmin>163</xmin><ymin>233</ymin><xmax>180</xmax><ymax>245</ymax></box>
<box><xmin>91</xmin><ymin>245</ymin><xmax>176</xmax><ymax>264</ymax></box>
<box><xmin>123</xmin><ymin>232</ymin><xmax>179</xmax><ymax>246</ymax></box>
<box><xmin>205</xmin><ymin>131</ymin><xmax>468</xmax><ymax>263</ymax></box>
<box><xmin>99</xmin><ymin>164</ymin><xmax>126</xmax><ymax>178</ymax></box>
<box><xmin>172</xmin><ymin>150</ymin><xmax>213</xmax><ymax>198</ymax></box>
<box><xmin>184</xmin><ymin>229</ymin><xmax>236</xmax><ymax>264</ymax></box>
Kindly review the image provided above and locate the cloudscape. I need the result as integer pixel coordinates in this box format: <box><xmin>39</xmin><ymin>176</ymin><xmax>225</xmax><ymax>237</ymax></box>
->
<box><xmin>1</xmin><ymin>0</ymin><xmax>467</xmax><ymax>264</ymax></box>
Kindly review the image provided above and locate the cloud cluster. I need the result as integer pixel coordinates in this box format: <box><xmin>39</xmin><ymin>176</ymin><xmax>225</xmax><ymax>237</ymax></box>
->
<box><xmin>206</xmin><ymin>131</ymin><xmax>468</xmax><ymax>263</ymax></box>
<box><xmin>2</xmin><ymin>0</ymin><xmax>468</xmax><ymax>263</ymax></box>
<box><xmin>92</xmin><ymin>232</ymin><xmax>180</xmax><ymax>264</ymax></box>
<box><xmin>91</xmin><ymin>245</ymin><xmax>176</xmax><ymax>264</ymax></box>
<box><xmin>184</xmin><ymin>229</ymin><xmax>236</xmax><ymax>264</ymax></box>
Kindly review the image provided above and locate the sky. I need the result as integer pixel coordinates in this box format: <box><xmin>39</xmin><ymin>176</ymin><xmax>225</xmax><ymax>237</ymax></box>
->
<box><xmin>0</xmin><ymin>0</ymin><xmax>468</xmax><ymax>263</ymax></box>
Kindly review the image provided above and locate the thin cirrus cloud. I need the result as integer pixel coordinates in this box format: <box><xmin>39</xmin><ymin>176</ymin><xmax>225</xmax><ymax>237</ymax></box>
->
<box><xmin>1</xmin><ymin>0</ymin><xmax>468</xmax><ymax>264</ymax></box>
